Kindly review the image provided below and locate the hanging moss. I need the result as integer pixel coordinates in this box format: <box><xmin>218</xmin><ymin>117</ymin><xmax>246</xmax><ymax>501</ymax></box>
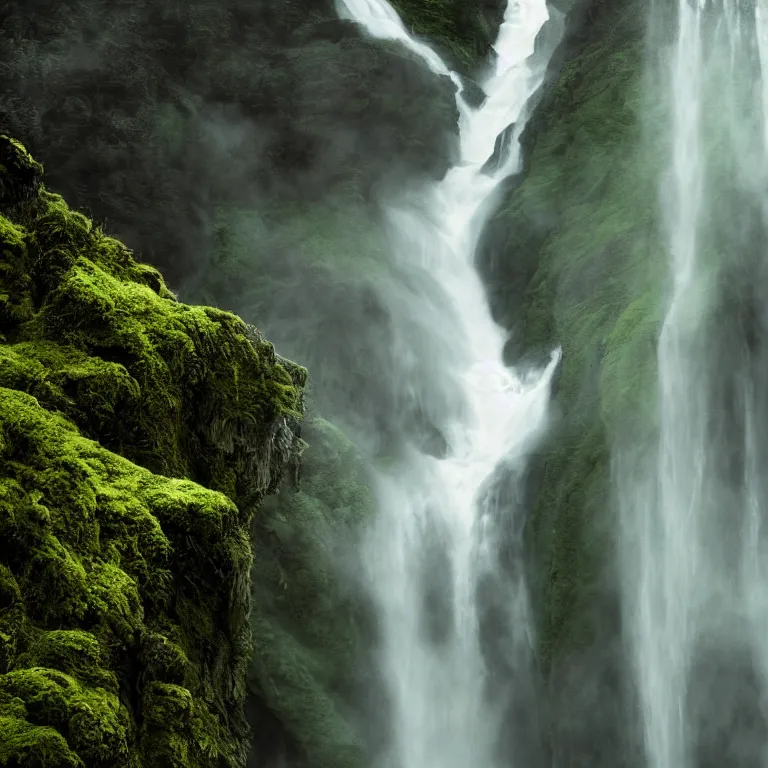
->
<box><xmin>0</xmin><ymin>137</ymin><xmax>306</xmax><ymax>767</ymax></box>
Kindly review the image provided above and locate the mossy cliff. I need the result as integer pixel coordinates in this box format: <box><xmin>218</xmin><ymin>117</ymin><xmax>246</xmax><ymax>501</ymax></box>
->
<box><xmin>0</xmin><ymin>136</ymin><xmax>305</xmax><ymax>767</ymax></box>
<box><xmin>480</xmin><ymin>0</ymin><xmax>661</xmax><ymax>763</ymax></box>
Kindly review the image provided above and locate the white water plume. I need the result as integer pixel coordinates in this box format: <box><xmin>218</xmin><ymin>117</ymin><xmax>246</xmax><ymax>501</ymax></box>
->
<box><xmin>622</xmin><ymin>1</ymin><xmax>768</xmax><ymax>766</ymax></box>
<box><xmin>334</xmin><ymin>1</ymin><xmax>562</xmax><ymax>766</ymax></box>
<box><xmin>631</xmin><ymin>4</ymin><xmax>707</xmax><ymax>766</ymax></box>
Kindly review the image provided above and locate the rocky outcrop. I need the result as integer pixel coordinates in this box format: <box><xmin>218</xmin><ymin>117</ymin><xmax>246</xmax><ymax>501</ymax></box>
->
<box><xmin>0</xmin><ymin>136</ymin><xmax>305</xmax><ymax>767</ymax></box>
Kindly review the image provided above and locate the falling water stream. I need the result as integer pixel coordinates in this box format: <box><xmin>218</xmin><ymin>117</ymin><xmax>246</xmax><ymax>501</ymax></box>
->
<box><xmin>333</xmin><ymin>1</ymin><xmax>562</xmax><ymax>765</ymax></box>
<box><xmin>625</xmin><ymin>1</ymin><xmax>768</xmax><ymax>766</ymax></box>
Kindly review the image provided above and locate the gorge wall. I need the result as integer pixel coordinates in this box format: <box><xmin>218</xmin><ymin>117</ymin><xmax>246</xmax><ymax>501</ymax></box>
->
<box><xmin>481</xmin><ymin>0</ymin><xmax>656</xmax><ymax>763</ymax></box>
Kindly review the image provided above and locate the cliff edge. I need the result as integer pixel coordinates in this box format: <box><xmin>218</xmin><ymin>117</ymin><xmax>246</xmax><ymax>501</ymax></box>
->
<box><xmin>0</xmin><ymin>136</ymin><xmax>306</xmax><ymax>768</ymax></box>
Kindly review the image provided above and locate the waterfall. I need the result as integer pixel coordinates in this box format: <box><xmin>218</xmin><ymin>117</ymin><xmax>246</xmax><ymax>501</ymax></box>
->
<box><xmin>623</xmin><ymin>1</ymin><xmax>768</xmax><ymax>765</ymax></box>
<box><xmin>334</xmin><ymin>1</ymin><xmax>563</xmax><ymax>765</ymax></box>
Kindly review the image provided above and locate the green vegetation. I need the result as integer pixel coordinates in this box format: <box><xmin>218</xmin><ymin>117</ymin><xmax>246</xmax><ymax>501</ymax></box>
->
<box><xmin>0</xmin><ymin>389</ymin><xmax>243</xmax><ymax>767</ymax></box>
<box><xmin>490</xmin><ymin>0</ymin><xmax>659</xmax><ymax>676</ymax></box>
<box><xmin>0</xmin><ymin>137</ymin><xmax>305</xmax><ymax>506</ymax></box>
<box><xmin>473</xmin><ymin>2</ymin><xmax>665</xmax><ymax>760</ymax></box>
<box><xmin>0</xmin><ymin>136</ymin><xmax>305</xmax><ymax>767</ymax></box>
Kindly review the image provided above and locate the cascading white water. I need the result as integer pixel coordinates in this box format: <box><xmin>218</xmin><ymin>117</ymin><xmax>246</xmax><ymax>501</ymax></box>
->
<box><xmin>623</xmin><ymin>1</ymin><xmax>768</xmax><ymax>766</ymax></box>
<box><xmin>334</xmin><ymin>1</ymin><xmax>562</xmax><ymax>765</ymax></box>
<box><xmin>746</xmin><ymin>6</ymin><xmax>768</xmax><ymax>757</ymax></box>
<box><xmin>628</xmin><ymin>3</ymin><xmax>707</xmax><ymax>766</ymax></box>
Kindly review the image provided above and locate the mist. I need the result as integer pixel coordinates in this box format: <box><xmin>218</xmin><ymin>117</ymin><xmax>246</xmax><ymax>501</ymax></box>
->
<box><xmin>618</xmin><ymin>2</ymin><xmax>768</xmax><ymax>767</ymax></box>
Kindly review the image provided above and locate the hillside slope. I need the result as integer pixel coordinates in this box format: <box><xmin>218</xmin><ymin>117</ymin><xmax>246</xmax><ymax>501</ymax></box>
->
<box><xmin>481</xmin><ymin>0</ymin><xmax>657</xmax><ymax>764</ymax></box>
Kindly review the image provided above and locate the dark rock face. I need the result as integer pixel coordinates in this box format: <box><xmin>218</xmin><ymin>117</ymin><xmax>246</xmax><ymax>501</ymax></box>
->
<box><xmin>0</xmin><ymin>0</ymin><xmax>459</xmax><ymax>288</ymax></box>
<box><xmin>388</xmin><ymin>0</ymin><xmax>506</xmax><ymax>73</ymax></box>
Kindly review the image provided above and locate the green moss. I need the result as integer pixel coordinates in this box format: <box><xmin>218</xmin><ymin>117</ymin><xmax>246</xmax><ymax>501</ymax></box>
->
<box><xmin>16</xmin><ymin>631</ymin><xmax>116</xmax><ymax>690</ymax></box>
<box><xmin>0</xmin><ymin>136</ymin><xmax>43</xmax><ymax>210</ymax></box>
<box><xmin>0</xmin><ymin>341</ymin><xmax>141</xmax><ymax>436</ymax></box>
<box><xmin>0</xmin><ymin>711</ymin><xmax>84</xmax><ymax>768</ymax></box>
<box><xmin>0</xmin><ymin>216</ymin><xmax>35</xmax><ymax>334</ymax></box>
<box><xmin>0</xmin><ymin>138</ymin><xmax>306</xmax><ymax>767</ymax></box>
<box><xmin>0</xmin><ymin>667</ymin><xmax>130</xmax><ymax>765</ymax></box>
<box><xmin>0</xmin><ymin>135</ymin><xmax>305</xmax><ymax>509</ymax></box>
<box><xmin>0</xmin><ymin>388</ymin><xmax>254</xmax><ymax>766</ymax></box>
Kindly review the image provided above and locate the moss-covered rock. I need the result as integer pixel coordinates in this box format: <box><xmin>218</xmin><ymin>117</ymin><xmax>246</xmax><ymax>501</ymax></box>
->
<box><xmin>0</xmin><ymin>137</ymin><xmax>306</xmax><ymax>767</ymax></box>
<box><xmin>0</xmin><ymin>135</ymin><xmax>305</xmax><ymax>508</ymax></box>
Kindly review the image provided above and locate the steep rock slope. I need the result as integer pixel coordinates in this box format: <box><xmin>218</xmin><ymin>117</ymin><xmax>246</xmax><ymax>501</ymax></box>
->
<box><xmin>0</xmin><ymin>136</ymin><xmax>305</xmax><ymax>767</ymax></box>
<box><xmin>481</xmin><ymin>0</ymin><xmax>659</xmax><ymax>764</ymax></box>
<box><xmin>388</xmin><ymin>0</ymin><xmax>505</xmax><ymax>72</ymax></box>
